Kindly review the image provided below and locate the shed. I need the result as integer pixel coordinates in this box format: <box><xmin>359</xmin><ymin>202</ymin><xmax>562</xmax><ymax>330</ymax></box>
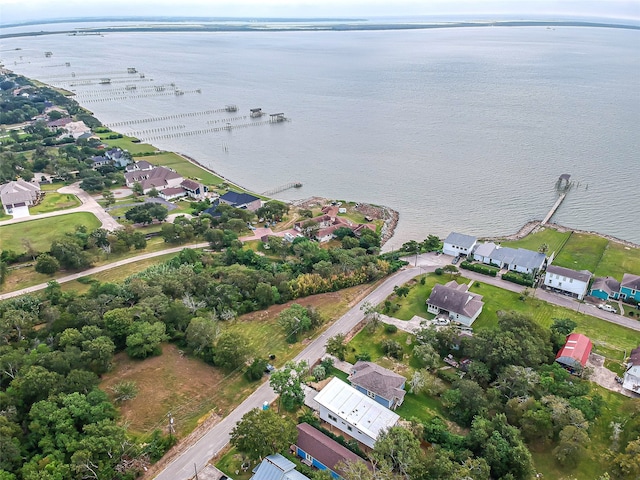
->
<box><xmin>555</xmin><ymin>333</ymin><xmax>592</xmax><ymax>372</ymax></box>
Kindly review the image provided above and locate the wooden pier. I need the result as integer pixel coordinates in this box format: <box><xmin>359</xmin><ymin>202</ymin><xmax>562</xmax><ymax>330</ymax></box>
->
<box><xmin>262</xmin><ymin>182</ymin><xmax>303</xmax><ymax>196</ymax></box>
<box><xmin>542</xmin><ymin>193</ymin><xmax>567</xmax><ymax>225</ymax></box>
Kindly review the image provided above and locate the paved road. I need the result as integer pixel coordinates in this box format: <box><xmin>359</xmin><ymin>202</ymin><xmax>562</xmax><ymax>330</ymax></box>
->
<box><xmin>0</xmin><ymin>243</ymin><xmax>205</xmax><ymax>301</ymax></box>
<box><xmin>154</xmin><ymin>255</ymin><xmax>450</xmax><ymax>480</ymax></box>
<box><xmin>0</xmin><ymin>182</ymin><xmax>121</xmax><ymax>231</ymax></box>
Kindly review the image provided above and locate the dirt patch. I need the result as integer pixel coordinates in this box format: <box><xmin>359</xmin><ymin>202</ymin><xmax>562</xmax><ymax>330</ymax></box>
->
<box><xmin>100</xmin><ymin>344</ymin><xmax>224</xmax><ymax>436</ymax></box>
<box><xmin>587</xmin><ymin>353</ymin><xmax>637</xmax><ymax>398</ymax></box>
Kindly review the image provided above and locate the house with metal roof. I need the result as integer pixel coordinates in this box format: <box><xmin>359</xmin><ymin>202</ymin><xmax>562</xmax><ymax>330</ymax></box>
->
<box><xmin>443</xmin><ymin>232</ymin><xmax>477</xmax><ymax>257</ymax></box>
<box><xmin>313</xmin><ymin>378</ymin><xmax>399</xmax><ymax>449</ymax></box>
<box><xmin>622</xmin><ymin>346</ymin><xmax>640</xmax><ymax>395</ymax></box>
<box><xmin>474</xmin><ymin>244</ymin><xmax>546</xmax><ymax>275</ymax></box>
<box><xmin>0</xmin><ymin>180</ymin><xmax>41</xmax><ymax>217</ymax></box>
<box><xmin>555</xmin><ymin>333</ymin><xmax>592</xmax><ymax>373</ymax></box>
<box><xmin>620</xmin><ymin>274</ymin><xmax>640</xmax><ymax>303</ymax></box>
<box><xmin>250</xmin><ymin>453</ymin><xmax>310</xmax><ymax>480</ymax></box>
<box><xmin>219</xmin><ymin>191</ymin><xmax>262</xmax><ymax>211</ymax></box>
<box><xmin>426</xmin><ymin>280</ymin><xmax>484</xmax><ymax>327</ymax></box>
<box><xmin>348</xmin><ymin>361</ymin><xmax>406</xmax><ymax>410</ymax></box>
<box><xmin>589</xmin><ymin>276</ymin><xmax>621</xmax><ymax>301</ymax></box>
<box><xmin>543</xmin><ymin>265</ymin><xmax>593</xmax><ymax>300</ymax></box>
<box><xmin>293</xmin><ymin>423</ymin><xmax>369</xmax><ymax>479</ymax></box>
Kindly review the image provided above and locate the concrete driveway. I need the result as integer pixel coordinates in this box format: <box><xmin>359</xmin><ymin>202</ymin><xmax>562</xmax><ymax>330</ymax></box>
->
<box><xmin>0</xmin><ymin>182</ymin><xmax>121</xmax><ymax>231</ymax></box>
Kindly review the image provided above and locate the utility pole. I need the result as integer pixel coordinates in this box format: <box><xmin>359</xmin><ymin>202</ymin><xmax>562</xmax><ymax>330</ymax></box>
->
<box><xmin>194</xmin><ymin>463</ymin><xmax>199</xmax><ymax>480</ymax></box>
<box><xmin>167</xmin><ymin>412</ymin><xmax>175</xmax><ymax>438</ymax></box>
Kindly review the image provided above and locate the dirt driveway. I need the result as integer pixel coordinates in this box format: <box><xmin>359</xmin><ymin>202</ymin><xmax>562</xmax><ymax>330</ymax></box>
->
<box><xmin>587</xmin><ymin>353</ymin><xmax>638</xmax><ymax>398</ymax></box>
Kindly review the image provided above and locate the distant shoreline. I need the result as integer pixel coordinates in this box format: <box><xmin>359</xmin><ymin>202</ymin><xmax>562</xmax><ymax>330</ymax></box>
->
<box><xmin>2</xmin><ymin>19</ymin><xmax>640</xmax><ymax>39</ymax></box>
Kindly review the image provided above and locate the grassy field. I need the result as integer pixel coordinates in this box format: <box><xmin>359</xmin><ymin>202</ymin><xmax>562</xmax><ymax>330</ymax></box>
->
<box><xmin>139</xmin><ymin>152</ymin><xmax>225</xmax><ymax>187</ymax></box>
<box><xmin>30</xmin><ymin>193</ymin><xmax>80</xmax><ymax>214</ymax></box>
<box><xmin>502</xmin><ymin>227</ymin><xmax>571</xmax><ymax>255</ymax></box>
<box><xmin>0</xmin><ymin>212</ymin><xmax>101</xmax><ymax>253</ymax></box>
<box><xmin>102</xmin><ymin>135</ymin><xmax>158</xmax><ymax>155</ymax></box>
<box><xmin>503</xmin><ymin>227</ymin><xmax>640</xmax><ymax>280</ymax></box>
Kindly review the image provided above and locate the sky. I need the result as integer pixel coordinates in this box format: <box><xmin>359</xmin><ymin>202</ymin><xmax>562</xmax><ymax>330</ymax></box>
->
<box><xmin>0</xmin><ymin>0</ymin><xmax>639</xmax><ymax>25</ymax></box>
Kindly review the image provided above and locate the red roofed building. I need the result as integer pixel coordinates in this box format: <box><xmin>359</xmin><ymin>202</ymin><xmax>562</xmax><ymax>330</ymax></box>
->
<box><xmin>555</xmin><ymin>333</ymin><xmax>592</xmax><ymax>373</ymax></box>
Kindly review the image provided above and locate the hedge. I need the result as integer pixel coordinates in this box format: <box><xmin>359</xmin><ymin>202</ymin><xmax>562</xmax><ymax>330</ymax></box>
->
<box><xmin>502</xmin><ymin>271</ymin><xmax>535</xmax><ymax>287</ymax></box>
<box><xmin>460</xmin><ymin>261</ymin><xmax>498</xmax><ymax>277</ymax></box>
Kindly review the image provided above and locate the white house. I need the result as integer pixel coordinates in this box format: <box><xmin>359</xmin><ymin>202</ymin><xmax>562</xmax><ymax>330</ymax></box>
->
<box><xmin>622</xmin><ymin>346</ymin><xmax>640</xmax><ymax>395</ymax></box>
<box><xmin>124</xmin><ymin>166</ymin><xmax>183</xmax><ymax>194</ymax></box>
<box><xmin>473</xmin><ymin>243</ymin><xmax>546</xmax><ymax>275</ymax></box>
<box><xmin>313</xmin><ymin>377</ymin><xmax>399</xmax><ymax>449</ymax></box>
<box><xmin>543</xmin><ymin>265</ymin><xmax>593</xmax><ymax>300</ymax></box>
<box><xmin>426</xmin><ymin>280</ymin><xmax>484</xmax><ymax>327</ymax></box>
<box><xmin>443</xmin><ymin>232</ymin><xmax>477</xmax><ymax>257</ymax></box>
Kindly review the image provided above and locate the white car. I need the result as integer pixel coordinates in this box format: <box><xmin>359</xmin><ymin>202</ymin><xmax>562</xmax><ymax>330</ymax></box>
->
<box><xmin>435</xmin><ymin>318</ymin><xmax>450</xmax><ymax>326</ymax></box>
<box><xmin>598</xmin><ymin>304</ymin><xmax>617</xmax><ymax>314</ymax></box>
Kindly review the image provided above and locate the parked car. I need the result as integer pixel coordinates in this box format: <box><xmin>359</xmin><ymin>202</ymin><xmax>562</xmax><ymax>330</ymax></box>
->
<box><xmin>435</xmin><ymin>318</ymin><xmax>450</xmax><ymax>326</ymax></box>
<box><xmin>264</xmin><ymin>363</ymin><xmax>275</xmax><ymax>373</ymax></box>
<box><xmin>451</xmin><ymin>256</ymin><xmax>460</xmax><ymax>265</ymax></box>
<box><xmin>598</xmin><ymin>304</ymin><xmax>617</xmax><ymax>313</ymax></box>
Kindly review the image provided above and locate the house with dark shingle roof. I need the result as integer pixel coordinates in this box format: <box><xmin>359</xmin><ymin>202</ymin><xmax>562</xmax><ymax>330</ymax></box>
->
<box><xmin>180</xmin><ymin>178</ymin><xmax>208</xmax><ymax>199</ymax></box>
<box><xmin>426</xmin><ymin>280</ymin><xmax>484</xmax><ymax>327</ymax></box>
<box><xmin>589</xmin><ymin>276</ymin><xmax>621</xmax><ymax>301</ymax></box>
<box><xmin>293</xmin><ymin>423</ymin><xmax>369</xmax><ymax>479</ymax></box>
<box><xmin>219</xmin><ymin>190</ymin><xmax>262</xmax><ymax>211</ymax></box>
<box><xmin>250</xmin><ymin>453</ymin><xmax>310</xmax><ymax>480</ymax></box>
<box><xmin>348</xmin><ymin>361</ymin><xmax>406</xmax><ymax>410</ymax></box>
<box><xmin>620</xmin><ymin>274</ymin><xmax>640</xmax><ymax>303</ymax></box>
<box><xmin>543</xmin><ymin>265</ymin><xmax>592</xmax><ymax>300</ymax></box>
<box><xmin>443</xmin><ymin>232</ymin><xmax>477</xmax><ymax>257</ymax></box>
<box><xmin>0</xmin><ymin>180</ymin><xmax>41</xmax><ymax>217</ymax></box>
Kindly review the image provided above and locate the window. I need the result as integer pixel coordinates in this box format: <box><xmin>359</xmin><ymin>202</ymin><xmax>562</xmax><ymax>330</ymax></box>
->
<box><xmin>569</xmin><ymin>278</ymin><xmax>573</xmax><ymax>283</ymax></box>
<box><xmin>328</xmin><ymin>414</ymin><xmax>337</xmax><ymax>422</ymax></box>
<box><xmin>347</xmin><ymin>426</ymin><xmax>353</xmax><ymax>432</ymax></box>
<box><xmin>367</xmin><ymin>391</ymin><xmax>376</xmax><ymax>399</ymax></box>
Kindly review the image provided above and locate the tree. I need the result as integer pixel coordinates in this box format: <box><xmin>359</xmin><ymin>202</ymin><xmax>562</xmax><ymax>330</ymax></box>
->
<box><xmin>80</xmin><ymin>176</ymin><xmax>105</xmax><ymax>192</ymax></box>
<box><xmin>110</xmin><ymin>381</ymin><xmax>138</xmax><ymax>403</ymax></box>
<box><xmin>256</xmin><ymin>201</ymin><xmax>289</xmax><ymax>221</ymax></box>
<box><xmin>381</xmin><ymin>339</ymin><xmax>403</xmax><ymax>359</ymax></box>
<box><xmin>50</xmin><ymin>239</ymin><xmax>92</xmax><ymax>270</ymax></box>
<box><xmin>125</xmin><ymin>322</ymin><xmax>167</xmax><ymax>359</ymax></box>
<box><xmin>35</xmin><ymin>253</ymin><xmax>60</xmax><ymax>274</ymax></box>
<box><xmin>442</xmin><ymin>379</ymin><xmax>488</xmax><ymax>427</ymax></box>
<box><xmin>230</xmin><ymin>408</ymin><xmax>297</xmax><ymax>461</ymax></box>
<box><xmin>101</xmin><ymin>189</ymin><xmax>115</xmax><ymax>207</ymax></box>
<box><xmin>611</xmin><ymin>437</ymin><xmax>640</xmax><ymax>479</ymax></box>
<box><xmin>269</xmin><ymin>360</ymin><xmax>308</xmax><ymax>411</ymax></box>
<box><xmin>185</xmin><ymin>316</ymin><xmax>219</xmax><ymax>359</ymax></box>
<box><xmin>125</xmin><ymin>203</ymin><xmax>168</xmax><ymax>225</ymax></box>
<box><xmin>278</xmin><ymin>304</ymin><xmax>316</xmax><ymax>342</ymax></box>
<box><xmin>147</xmin><ymin>187</ymin><xmax>159</xmax><ymax>198</ymax></box>
<box><xmin>132</xmin><ymin>182</ymin><xmax>143</xmax><ymax>196</ymax></box>
<box><xmin>326</xmin><ymin>334</ymin><xmax>347</xmax><ymax>361</ymax></box>
<box><xmin>214</xmin><ymin>331</ymin><xmax>250</xmax><ymax>370</ymax></box>
<box><xmin>245</xmin><ymin>358</ymin><xmax>268</xmax><ymax>381</ymax></box>
<box><xmin>373</xmin><ymin>426</ymin><xmax>423</xmax><ymax>479</ymax></box>
<box><xmin>361</xmin><ymin>301</ymin><xmax>381</xmax><ymax>333</ymax></box>
<box><xmin>553</xmin><ymin>425</ymin><xmax>590</xmax><ymax>467</ymax></box>
<box><xmin>413</xmin><ymin>343</ymin><xmax>439</xmax><ymax>370</ymax></box>
<box><xmin>421</xmin><ymin>235</ymin><xmax>441</xmax><ymax>252</ymax></box>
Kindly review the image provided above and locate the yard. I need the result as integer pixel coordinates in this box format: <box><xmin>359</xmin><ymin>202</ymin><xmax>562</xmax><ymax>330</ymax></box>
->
<box><xmin>502</xmin><ymin>227</ymin><xmax>571</xmax><ymax>255</ymax></box>
<box><xmin>102</xmin><ymin>135</ymin><xmax>158</xmax><ymax>155</ymax></box>
<box><xmin>30</xmin><ymin>192</ymin><xmax>80</xmax><ymax>214</ymax></box>
<box><xmin>0</xmin><ymin>212</ymin><xmax>101</xmax><ymax>253</ymax></box>
<box><xmin>552</xmin><ymin>232</ymin><xmax>609</xmax><ymax>273</ymax></box>
<box><xmin>137</xmin><ymin>152</ymin><xmax>225</xmax><ymax>187</ymax></box>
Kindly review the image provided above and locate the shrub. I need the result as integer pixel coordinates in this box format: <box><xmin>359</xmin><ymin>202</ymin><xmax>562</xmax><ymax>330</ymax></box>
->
<box><xmin>460</xmin><ymin>261</ymin><xmax>498</xmax><ymax>277</ymax></box>
<box><xmin>312</xmin><ymin>365</ymin><xmax>327</xmax><ymax>381</ymax></box>
<box><xmin>35</xmin><ymin>253</ymin><xmax>60</xmax><ymax>274</ymax></box>
<box><xmin>437</xmin><ymin>368</ymin><xmax>460</xmax><ymax>384</ymax></box>
<box><xmin>381</xmin><ymin>339</ymin><xmax>403</xmax><ymax>359</ymax></box>
<box><xmin>385</xmin><ymin>324</ymin><xmax>398</xmax><ymax>334</ymax></box>
<box><xmin>245</xmin><ymin>358</ymin><xmax>267</xmax><ymax>381</ymax></box>
<box><xmin>502</xmin><ymin>271</ymin><xmax>535</xmax><ymax>287</ymax></box>
<box><xmin>355</xmin><ymin>352</ymin><xmax>371</xmax><ymax>362</ymax></box>
<box><xmin>435</xmin><ymin>268</ymin><xmax>443</xmax><ymax>275</ymax></box>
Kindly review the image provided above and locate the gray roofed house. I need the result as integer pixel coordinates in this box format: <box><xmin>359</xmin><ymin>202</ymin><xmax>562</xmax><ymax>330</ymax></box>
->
<box><xmin>219</xmin><ymin>190</ymin><xmax>262</xmax><ymax>211</ymax></box>
<box><xmin>622</xmin><ymin>346</ymin><xmax>640</xmax><ymax>395</ymax></box>
<box><xmin>589</xmin><ymin>276</ymin><xmax>622</xmax><ymax>301</ymax></box>
<box><xmin>250</xmin><ymin>453</ymin><xmax>310</xmax><ymax>480</ymax></box>
<box><xmin>480</xmin><ymin>245</ymin><xmax>546</xmax><ymax>275</ymax></box>
<box><xmin>443</xmin><ymin>232</ymin><xmax>477</xmax><ymax>257</ymax></box>
<box><xmin>543</xmin><ymin>265</ymin><xmax>593</xmax><ymax>300</ymax></box>
<box><xmin>472</xmin><ymin>242</ymin><xmax>498</xmax><ymax>262</ymax></box>
<box><xmin>621</xmin><ymin>274</ymin><xmax>640</xmax><ymax>303</ymax></box>
<box><xmin>125</xmin><ymin>160</ymin><xmax>154</xmax><ymax>172</ymax></box>
<box><xmin>0</xmin><ymin>180</ymin><xmax>41</xmax><ymax>216</ymax></box>
<box><xmin>124</xmin><ymin>166</ymin><xmax>183</xmax><ymax>193</ymax></box>
<box><xmin>348</xmin><ymin>361</ymin><xmax>406</xmax><ymax>410</ymax></box>
<box><xmin>426</xmin><ymin>280</ymin><xmax>484</xmax><ymax>327</ymax></box>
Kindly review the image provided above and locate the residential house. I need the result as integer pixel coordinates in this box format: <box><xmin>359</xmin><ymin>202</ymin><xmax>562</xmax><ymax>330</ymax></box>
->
<box><xmin>219</xmin><ymin>191</ymin><xmax>262</xmax><ymax>211</ymax></box>
<box><xmin>63</xmin><ymin>120</ymin><xmax>92</xmax><ymax>139</ymax></box>
<box><xmin>158</xmin><ymin>187</ymin><xmax>187</xmax><ymax>201</ymax></box>
<box><xmin>426</xmin><ymin>280</ymin><xmax>484</xmax><ymax>327</ymax></box>
<box><xmin>348</xmin><ymin>361</ymin><xmax>406</xmax><ymax>410</ymax></box>
<box><xmin>180</xmin><ymin>178</ymin><xmax>208</xmax><ymax>200</ymax></box>
<box><xmin>622</xmin><ymin>346</ymin><xmax>640</xmax><ymax>395</ymax></box>
<box><xmin>124</xmin><ymin>160</ymin><xmax>154</xmax><ymax>173</ymax></box>
<box><xmin>543</xmin><ymin>265</ymin><xmax>593</xmax><ymax>300</ymax></box>
<box><xmin>473</xmin><ymin>243</ymin><xmax>546</xmax><ymax>275</ymax></box>
<box><xmin>47</xmin><ymin>117</ymin><xmax>73</xmax><ymax>129</ymax></box>
<box><xmin>0</xmin><ymin>180</ymin><xmax>41</xmax><ymax>217</ymax></box>
<box><xmin>250</xmin><ymin>454</ymin><xmax>310</xmax><ymax>480</ymax></box>
<box><xmin>620</xmin><ymin>274</ymin><xmax>640</xmax><ymax>303</ymax></box>
<box><xmin>294</xmin><ymin>210</ymin><xmax>376</xmax><ymax>243</ymax></box>
<box><xmin>589</xmin><ymin>276</ymin><xmax>621</xmax><ymax>301</ymax></box>
<box><xmin>124</xmin><ymin>166</ymin><xmax>183</xmax><ymax>194</ymax></box>
<box><xmin>105</xmin><ymin>148</ymin><xmax>131</xmax><ymax>168</ymax></box>
<box><xmin>313</xmin><ymin>377</ymin><xmax>399</xmax><ymax>449</ymax></box>
<box><xmin>443</xmin><ymin>232</ymin><xmax>477</xmax><ymax>257</ymax></box>
<box><xmin>293</xmin><ymin>423</ymin><xmax>369</xmax><ymax>479</ymax></box>
<box><xmin>90</xmin><ymin>155</ymin><xmax>112</xmax><ymax>169</ymax></box>
<box><xmin>555</xmin><ymin>333</ymin><xmax>592</xmax><ymax>373</ymax></box>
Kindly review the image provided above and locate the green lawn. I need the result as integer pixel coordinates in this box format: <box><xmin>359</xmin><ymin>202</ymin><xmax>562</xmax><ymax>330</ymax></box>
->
<box><xmin>502</xmin><ymin>227</ymin><xmax>571</xmax><ymax>256</ymax></box>
<box><xmin>594</xmin><ymin>240</ymin><xmax>640</xmax><ymax>280</ymax></box>
<box><xmin>552</xmin><ymin>232</ymin><xmax>609</xmax><ymax>273</ymax></box>
<box><xmin>103</xmin><ymin>135</ymin><xmax>158</xmax><ymax>155</ymax></box>
<box><xmin>30</xmin><ymin>193</ymin><xmax>80</xmax><ymax>214</ymax></box>
<box><xmin>0</xmin><ymin>212</ymin><xmax>101</xmax><ymax>253</ymax></box>
<box><xmin>139</xmin><ymin>152</ymin><xmax>225</xmax><ymax>187</ymax></box>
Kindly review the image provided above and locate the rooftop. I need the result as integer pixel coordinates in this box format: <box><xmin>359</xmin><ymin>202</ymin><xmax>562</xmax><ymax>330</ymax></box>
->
<box><xmin>444</xmin><ymin>232</ymin><xmax>477</xmax><ymax>249</ymax></box>
<box><xmin>621</xmin><ymin>273</ymin><xmax>640</xmax><ymax>291</ymax></box>
<box><xmin>314</xmin><ymin>378</ymin><xmax>399</xmax><ymax>441</ymax></box>
<box><xmin>555</xmin><ymin>333</ymin><xmax>592</xmax><ymax>369</ymax></box>
<box><xmin>349</xmin><ymin>361</ymin><xmax>406</xmax><ymax>404</ymax></box>
<box><xmin>546</xmin><ymin>265</ymin><xmax>593</xmax><ymax>283</ymax></box>
<box><xmin>427</xmin><ymin>281</ymin><xmax>484</xmax><ymax>319</ymax></box>
<box><xmin>296</xmin><ymin>423</ymin><xmax>367</xmax><ymax>474</ymax></box>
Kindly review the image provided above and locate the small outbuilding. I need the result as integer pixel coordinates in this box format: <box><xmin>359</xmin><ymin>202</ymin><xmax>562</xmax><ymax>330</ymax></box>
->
<box><xmin>555</xmin><ymin>333</ymin><xmax>592</xmax><ymax>373</ymax></box>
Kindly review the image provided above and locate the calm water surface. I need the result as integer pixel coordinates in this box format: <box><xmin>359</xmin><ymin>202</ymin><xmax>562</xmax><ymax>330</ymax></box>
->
<box><xmin>2</xmin><ymin>26</ymin><xmax>639</xmax><ymax>248</ymax></box>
